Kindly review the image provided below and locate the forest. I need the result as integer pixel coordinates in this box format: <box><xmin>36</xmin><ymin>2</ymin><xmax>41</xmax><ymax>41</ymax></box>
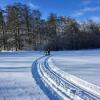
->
<box><xmin>0</xmin><ymin>3</ymin><xmax>100</xmax><ymax>51</ymax></box>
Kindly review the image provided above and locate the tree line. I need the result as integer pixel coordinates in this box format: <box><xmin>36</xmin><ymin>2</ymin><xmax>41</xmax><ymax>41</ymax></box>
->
<box><xmin>0</xmin><ymin>3</ymin><xmax>100</xmax><ymax>51</ymax></box>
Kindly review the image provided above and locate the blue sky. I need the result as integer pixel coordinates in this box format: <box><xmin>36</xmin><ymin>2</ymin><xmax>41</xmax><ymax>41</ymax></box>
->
<box><xmin>0</xmin><ymin>0</ymin><xmax>100</xmax><ymax>22</ymax></box>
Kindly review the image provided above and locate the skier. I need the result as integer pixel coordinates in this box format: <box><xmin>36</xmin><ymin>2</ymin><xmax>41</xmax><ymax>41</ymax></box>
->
<box><xmin>47</xmin><ymin>49</ymin><xmax>50</xmax><ymax>55</ymax></box>
<box><xmin>45</xmin><ymin>49</ymin><xmax>50</xmax><ymax>56</ymax></box>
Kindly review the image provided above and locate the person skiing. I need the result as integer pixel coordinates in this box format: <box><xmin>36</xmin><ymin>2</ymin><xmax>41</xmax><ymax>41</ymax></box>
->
<box><xmin>45</xmin><ymin>49</ymin><xmax>50</xmax><ymax>56</ymax></box>
<box><xmin>47</xmin><ymin>49</ymin><xmax>50</xmax><ymax>55</ymax></box>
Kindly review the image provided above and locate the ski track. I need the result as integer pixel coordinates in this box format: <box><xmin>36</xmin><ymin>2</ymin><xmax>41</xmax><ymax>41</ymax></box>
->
<box><xmin>32</xmin><ymin>56</ymin><xmax>99</xmax><ymax>100</ymax></box>
<box><xmin>0</xmin><ymin>52</ymin><xmax>49</xmax><ymax>100</ymax></box>
<box><xmin>32</xmin><ymin>57</ymin><xmax>62</xmax><ymax>100</ymax></box>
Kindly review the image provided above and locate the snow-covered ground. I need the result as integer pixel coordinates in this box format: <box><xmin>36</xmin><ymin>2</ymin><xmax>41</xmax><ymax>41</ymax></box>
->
<box><xmin>51</xmin><ymin>49</ymin><xmax>100</xmax><ymax>87</ymax></box>
<box><xmin>0</xmin><ymin>50</ymin><xmax>100</xmax><ymax>100</ymax></box>
<box><xmin>0</xmin><ymin>51</ymin><xmax>48</xmax><ymax>100</ymax></box>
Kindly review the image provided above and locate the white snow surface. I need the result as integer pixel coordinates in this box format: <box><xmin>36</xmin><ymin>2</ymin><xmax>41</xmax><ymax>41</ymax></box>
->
<box><xmin>51</xmin><ymin>49</ymin><xmax>100</xmax><ymax>87</ymax></box>
<box><xmin>0</xmin><ymin>51</ymin><xmax>48</xmax><ymax>100</ymax></box>
<box><xmin>0</xmin><ymin>49</ymin><xmax>100</xmax><ymax>100</ymax></box>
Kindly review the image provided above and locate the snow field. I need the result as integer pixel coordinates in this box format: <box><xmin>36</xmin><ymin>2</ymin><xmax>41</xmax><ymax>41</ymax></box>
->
<box><xmin>51</xmin><ymin>50</ymin><xmax>100</xmax><ymax>99</ymax></box>
<box><xmin>51</xmin><ymin>50</ymin><xmax>100</xmax><ymax>87</ymax></box>
<box><xmin>0</xmin><ymin>51</ymin><xmax>48</xmax><ymax>100</ymax></box>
